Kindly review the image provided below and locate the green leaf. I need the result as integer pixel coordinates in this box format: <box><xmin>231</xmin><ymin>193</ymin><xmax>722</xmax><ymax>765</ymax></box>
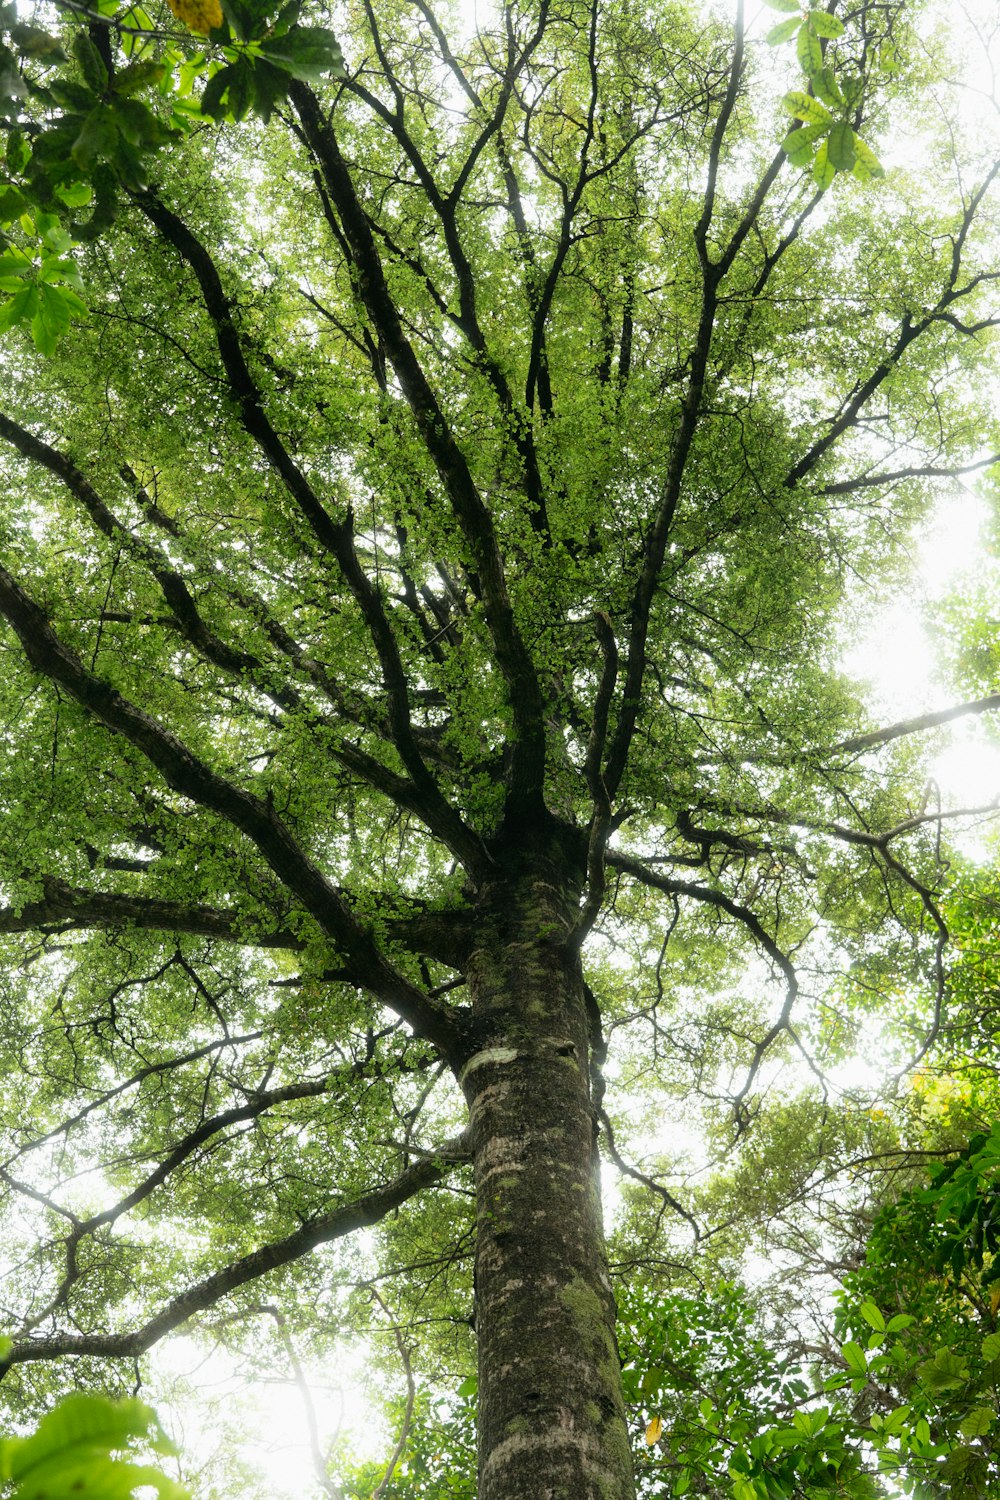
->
<box><xmin>112</xmin><ymin>59</ymin><xmax>168</xmax><ymax>95</ymax></box>
<box><xmin>119</xmin><ymin>5</ymin><xmax>154</xmax><ymax>58</ymax></box>
<box><xmin>30</xmin><ymin>281</ymin><xmax>72</xmax><ymax>354</ymax></box>
<box><xmin>859</xmin><ymin>1301</ymin><xmax>886</xmax><ymax>1333</ymax></box>
<box><xmin>0</xmin><ymin>186</ymin><xmax>28</xmax><ymax>223</ymax></box>
<box><xmin>38</xmin><ymin>257</ymin><xmax>84</xmax><ymax>293</ymax></box>
<box><xmin>885</xmin><ymin>1314</ymin><xmax>915</xmax><ymax>1334</ymax></box>
<box><xmin>918</xmin><ymin>1347</ymin><xmax>970</xmax><ymax>1394</ymax></box>
<box><xmin>257</xmin><ymin>26</ymin><xmax>345</xmax><ymax>83</ymax></box>
<box><xmin>247</xmin><ymin>58</ymin><xmax>289</xmax><ymax>122</ymax></box>
<box><xmin>5</xmin><ymin>1394</ymin><xmax>172</xmax><ymax>1485</ymax></box>
<box><xmin>812</xmin><ymin>138</ymin><xmax>835</xmax><ymax>187</ymax></box>
<box><xmin>958</xmin><ymin>1406</ymin><xmax>993</xmax><ymax>1440</ymax></box>
<box><xmin>71</xmin><ymin>30</ymin><xmax>110</xmax><ymax>94</ymax></box>
<box><xmin>812</xmin><ymin>67</ymin><xmax>845</xmax><ymax>109</ymax></box>
<box><xmin>5</xmin><ymin>129</ymin><xmax>30</xmax><ymax>173</ymax></box>
<box><xmin>200</xmin><ymin>63</ymin><xmax>236</xmax><ymax>120</ymax></box>
<box><xmin>827</xmin><ymin>121</ymin><xmax>856</xmax><ymax>172</ymax></box>
<box><xmin>456</xmin><ymin>1375</ymin><xmax>477</xmax><ymax>1398</ymax></box>
<box><xmin>766</xmin><ymin>18</ymin><xmax>802</xmax><ymax>46</ymax></box>
<box><xmin>841</xmin><ymin>1340</ymin><xmax>867</xmax><ymax>1375</ymax></box>
<box><xmin>782</xmin><ymin>91</ymin><xmax>833</xmax><ymax>125</ymax></box>
<box><xmin>9</xmin><ymin>23</ymin><xmax>66</xmax><ymax>61</ymax></box>
<box><xmin>0</xmin><ymin>250</ymin><xmax>32</xmax><ymax>284</ymax></box>
<box><xmin>883</xmin><ymin>1406</ymin><xmax>911</xmax><ymax>1436</ymax></box>
<box><xmin>763</xmin><ymin>0</ymin><xmax>800</xmax><ymax>10</ymax></box>
<box><xmin>71</xmin><ymin>107</ymin><xmax>119</xmax><ymax>170</ymax></box>
<box><xmin>851</xmin><ymin>135</ymin><xmax>884</xmax><ymax>181</ymax></box>
<box><xmin>809</xmin><ymin>13</ymin><xmax>845</xmax><ymax>39</ymax></box>
<box><xmin>219</xmin><ymin>0</ymin><xmax>251</xmax><ymax>41</ymax></box>
<box><xmin>0</xmin><ymin>282</ymin><xmax>38</xmax><ymax>334</ymax></box>
<box><xmin>796</xmin><ymin>19</ymin><xmax>823</xmax><ymax>78</ymax></box>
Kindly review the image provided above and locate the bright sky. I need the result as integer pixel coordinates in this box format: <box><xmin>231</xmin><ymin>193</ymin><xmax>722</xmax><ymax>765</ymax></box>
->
<box><xmin>843</xmin><ymin>483</ymin><xmax>1000</xmax><ymax>856</ymax></box>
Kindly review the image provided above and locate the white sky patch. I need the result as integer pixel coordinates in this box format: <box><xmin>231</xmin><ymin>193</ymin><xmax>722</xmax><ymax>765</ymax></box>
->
<box><xmin>150</xmin><ymin>1333</ymin><xmax>383</xmax><ymax>1497</ymax></box>
<box><xmin>843</xmin><ymin>483</ymin><xmax>1000</xmax><ymax>834</ymax></box>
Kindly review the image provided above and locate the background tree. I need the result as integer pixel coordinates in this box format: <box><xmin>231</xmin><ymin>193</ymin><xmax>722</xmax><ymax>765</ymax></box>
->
<box><xmin>0</xmin><ymin>0</ymin><xmax>998</xmax><ymax>1496</ymax></box>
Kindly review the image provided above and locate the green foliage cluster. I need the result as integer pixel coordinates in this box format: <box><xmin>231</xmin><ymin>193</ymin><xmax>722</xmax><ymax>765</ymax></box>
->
<box><xmin>346</xmin><ymin>1259</ymin><xmax>1000</xmax><ymax>1500</ymax></box>
<box><xmin>0</xmin><ymin>0</ymin><xmax>343</xmax><ymax>350</ymax></box>
<box><xmin>841</xmin><ymin>1122</ymin><xmax>1000</xmax><ymax>1495</ymax></box>
<box><xmin>0</xmin><ymin>1376</ymin><xmax>185</xmax><ymax>1500</ymax></box>
<box><xmin>767</xmin><ymin>0</ymin><xmax>887</xmax><ymax>184</ymax></box>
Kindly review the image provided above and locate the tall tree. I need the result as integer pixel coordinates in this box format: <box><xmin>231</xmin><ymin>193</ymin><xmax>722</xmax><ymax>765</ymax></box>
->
<box><xmin>0</xmin><ymin>0</ymin><xmax>997</xmax><ymax>1495</ymax></box>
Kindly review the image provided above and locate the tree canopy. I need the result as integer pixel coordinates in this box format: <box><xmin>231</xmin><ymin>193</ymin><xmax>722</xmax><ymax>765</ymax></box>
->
<box><xmin>0</xmin><ymin>0</ymin><xmax>998</xmax><ymax>1495</ymax></box>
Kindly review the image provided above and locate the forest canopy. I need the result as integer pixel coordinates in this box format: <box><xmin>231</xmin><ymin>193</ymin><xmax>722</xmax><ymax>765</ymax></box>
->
<box><xmin>0</xmin><ymin>0</ymin><xmax>998</xmax><ymax>1496</ymax></box>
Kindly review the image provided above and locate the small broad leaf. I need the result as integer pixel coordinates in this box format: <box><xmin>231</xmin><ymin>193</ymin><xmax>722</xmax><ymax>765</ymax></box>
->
<box><xmin>781</xmin><ymin>123</ymin><xmax>826</xmax><ymax>166</ymax></box>
<box><xmin>644</xmin><ymin>1416</ymin><xmax>663</xmax><ymax>1446</ymax></box>
<box><xmin>9</xmin><ymin>23</ymin><xmax>65</xmax><ymax>60</ymax></box>
<box><xmin>0</xmin><ymin>283</ymin><xmax>38</xmax><ymax>334</ymax></box>
<box><xmin>812</xmin><ymin>67</ymin><xmax>845</xmax><ymax>109</ymax></box>
<box><xmin>958</xmin><ymin>1406</ymin><xmax>993</xmax><ymax>1440</ymax></box>
<box><xmin>809</xmin><ymin>13</ymin><xmax>845</xmax><ymax>38</ymax></box>
<box><xmin>71</xmin><ymin>30</ymin><xmax>109</xmax><ymax>92</ymax></box>
<box><xmin>812</xmin><ymin>138</ymin><xmax>835</xmax><ymax>187</ymax></box>
<box><xmin>851</xmin><ymin>135</ymin><xmax>884</xmax><ymax>181</ymax></box>
<box><xmin>982</xmin><ymin>1331</ymin><xmax>1000</xmax><ymax>1361</ymax></box>
<box><xmin>200</xmin><ymin>63</ymin><xmax>236</xmax><ymax>120</ymax></box>
<box><xmin>859</xmin><ymin>1302</ymin><xmax>886</xmax><ymax>1333</ymax></box>
<box><xmin>782</xmin><ymin>91</ymin><xmax>833</xmax><ymax>125</ymax></box>
<box><xmin>257</xmin><ymin>26</ymin><xmax>345</xmax><ymax>83</ymax></box>
<box><xmin>796</xmin><ymin>19</ymin><xmax>823</xmax><ymax>77</ymax></box>
<box><xmin>71</xmin><ymin>106</ymin><xmax>119</xmax><ymax>169</ymax></box>
<box><xmin>766</xmin><ymin>17</ymin><xmax>802</xmax><ymax>45</ymax></box>
<box><xmin>119</xmin><ymin>4</ymin><xmax>155</xmax><ymax>57</ymax></box>
<box><xmin>113</xmin><ymin>59</ymin><xmax>168</xmax><ymax>95</ymax></box>
<box><xmin>827</xmin><ymin>120</ymin><xmax>856</xmax><ymax>171</ymax></box>
<box><xmin>918</xmin><ymin>1346</ymin><xmax>969</xmax><ymax>1394</ymax></box>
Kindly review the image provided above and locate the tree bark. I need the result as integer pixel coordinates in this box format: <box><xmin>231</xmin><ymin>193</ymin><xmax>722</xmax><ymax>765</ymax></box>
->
<box><xmin>460</xmin><ymin>848</ymin><xmax>635</xmax><ymax>1500</ymax></box>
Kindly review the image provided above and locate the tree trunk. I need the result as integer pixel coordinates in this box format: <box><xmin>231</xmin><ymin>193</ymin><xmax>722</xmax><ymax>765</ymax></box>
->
<box><xmin>460</xmin><ymin>851</ymin><xmax>636</xmax><ymax>1500</ymax></box>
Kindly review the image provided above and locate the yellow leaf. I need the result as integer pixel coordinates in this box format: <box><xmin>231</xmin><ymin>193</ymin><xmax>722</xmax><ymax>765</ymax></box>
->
<box><xmin>165</xmin><ymin>0</ymin><xmax>223</xmax><ymax>35</ymax></box>
<box><xmin>645</xmin><ymin>1416</ymin><xmax>663</xmax><ymax>1446</ymax></box>
<box><xmin>990</xmin><ymin>1285</ymin><xmax>1000</xmax><ymax>1317</ymax></box>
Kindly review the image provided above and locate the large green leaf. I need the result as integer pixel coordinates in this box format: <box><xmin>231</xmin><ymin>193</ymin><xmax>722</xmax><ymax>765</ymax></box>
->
<box><xmin>796</xmin><ymin>19</ymin><xmax>823</xmax><ymax>77</ymax></box>
<box><xmin>256</xmin><ymin>25</ymin><xmax>345</xmax><ymax>83</ymax></box>
<box><xmin>827</xmin><ymin>121</ymin><xmax>856</xmax><ymax>172</ymax></box>
<box><xmin>766</xmin><ymin>18</ymin><xmax>801</xmax><ymax>46</ymax></box>
<box><xmin>782</xmin><ymin>91</ymin><xmax>833</xmax><ymax>125</ymax></box>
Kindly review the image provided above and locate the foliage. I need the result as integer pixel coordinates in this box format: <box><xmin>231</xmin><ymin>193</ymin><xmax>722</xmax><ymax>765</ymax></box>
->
<box><xmin>0</xmin><ymin>0</ymin><xmax>994</xmax><ymax>1493</ymax></box>
<box><xmin>0</xmin><ymin>1375</ymin><xmax>186</xmax><ymax>1500</ymax></box>
<box><xmin>839</xmin><ymin>1122</ymin><xmax>1000</xmax><ymax>1496</ymax></box>
<box><xmin>767</xmin><ymin>0</ymin><xmax>887</xmax><ymax>186</ymax></box>
<box><xmin>0</xmin><ymin>0</ymin><xmax>344</xmax><ymax>350</ymax></box>
<box><xmin>350</xmin><ymin>1271</ymin><xmax>997</xmax><ymax>1500</ymax></box>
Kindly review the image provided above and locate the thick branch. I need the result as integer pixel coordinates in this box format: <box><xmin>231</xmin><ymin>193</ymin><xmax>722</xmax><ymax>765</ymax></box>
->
<box><xmin>833</xmin><ymin>694</ymin><xmax>1000</xmax><ymax>754</ymax></box>
<box><xmin>1</xmin><ymin>1150</ymin><xmax>465</xmax><ymax>1371</ymax></box>
<box><xmin>0</xmin><ymin>564</ymin><xmax>463</xmax><ymax>1060</ymax></box>
<box><xmin>132</xmin><ymin>193</ymin><xmax>487</xmax><ymax>879</ymax></box>
<box><xmin>287</xmin><ymin>81</ymin><xmax>547</xmax><ymax>817</ymax></box>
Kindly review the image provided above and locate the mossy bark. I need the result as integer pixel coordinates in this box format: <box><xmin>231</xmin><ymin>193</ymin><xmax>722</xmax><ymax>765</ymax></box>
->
<box><xmin>460</xmin><ymin>856</ymin><xmax>635</xmax><ymax>1500</ymax></box>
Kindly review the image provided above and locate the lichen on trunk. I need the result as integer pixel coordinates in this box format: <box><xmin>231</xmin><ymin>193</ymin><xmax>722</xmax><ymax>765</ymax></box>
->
<box><xmin>459</xmin><ymin>859</ymin><xmax>635</xmax><ymax>1500</ymax></box>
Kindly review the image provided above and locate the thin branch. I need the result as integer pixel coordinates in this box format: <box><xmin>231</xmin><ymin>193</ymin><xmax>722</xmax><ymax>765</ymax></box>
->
<box><xmin>1</xmin><ymin>1146</ymin><xmax>468</xmax><ymax>1371</ymax></box>
<box><xmin>0</xmin><ymin>563</ymin><xmax>464</xmax><ymax>1061</ymax></box>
